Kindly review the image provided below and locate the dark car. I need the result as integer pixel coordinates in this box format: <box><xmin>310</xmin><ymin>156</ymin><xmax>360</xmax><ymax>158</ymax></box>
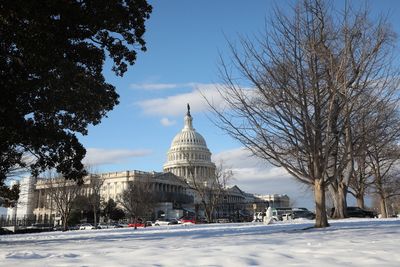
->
<box><xmin>330</xmin><ymin>207</ymin><xmax>377</xmax><ymax>218</ymax></box>
<box><xmin>27</xmin><ymin>223</ymin><xmax>54</xmax><ymax>231</ymax></box>
<box><xmin>0</xmin><ymin>227</ymin><xmax>14</xmax><ymax>235</ymax></box>
<box><xmin>110</xmin><ymin>223</ymin><xmax>124</xmax><ymax>228</ymax></box>
<box><xmin>292</xmin><ymin>209</ymin><xmax>316</xmax><ymax>220</ymax></box>
<box><xmin>346</xmin><ymin>207</ymin><xmax>377</xmax><ymax>218</ymax></box>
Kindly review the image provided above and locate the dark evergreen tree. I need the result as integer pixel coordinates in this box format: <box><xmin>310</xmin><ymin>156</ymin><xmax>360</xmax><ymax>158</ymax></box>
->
<box><xmin>0</xmin><ymin>0</ymin><xmax>152</xmax><ymax>199</ymax></box>
<box><xmin>103</xmin><ymin>198</ymin><xmax>125</xmax><ymax>222</ymax></box>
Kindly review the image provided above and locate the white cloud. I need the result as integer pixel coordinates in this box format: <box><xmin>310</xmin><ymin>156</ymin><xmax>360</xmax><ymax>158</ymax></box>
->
<box><xmin>136</xmin><ymin>83</ymin><xmax>226</xmax><ymax>116</ymax></box>
<box><xmin>83</xmin><ymin>148</ymin><xmax>152</xmax><ymax>166</ymax></box>
<box><xmin>160</xmin><ymin>117</ymin><xmax>176</xmax><ymax>126</ymax></box>
<box><xmin>213</xmin><ymin>147</ymin><xmax>264</xmax><ymax>169</ymax></box>
<box><xmin>130</xmin><ymin>83</ymin><xmax>180</xmax><ymax>90</ymax></box>
<box><xmin>212</xmin><ymin>147</ymin><xmax>314</xmax><ymax>208</ymax></box>
<box><xmin>212</xmin><ymin>147</ymin><xmax>290</xmax><ymax>182</ymax></box>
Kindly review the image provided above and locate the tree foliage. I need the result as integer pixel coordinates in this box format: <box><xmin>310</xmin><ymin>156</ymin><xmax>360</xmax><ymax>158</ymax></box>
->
<box><xmin>102</xmin><ymin>198</ymin><xmax>125</xmax><ymax>222</ymax></box>
<box><xmin>0</xmin><ymin>183</ymin><xmax>20</xmax><ymax>207</ymax></box>
<box><xmin>0</xmin><ymin>0</ymin><xmax>152</xmax><ymax>195</ymax></box>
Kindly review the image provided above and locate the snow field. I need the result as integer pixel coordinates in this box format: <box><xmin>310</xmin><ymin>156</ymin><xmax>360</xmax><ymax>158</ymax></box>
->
<box><xmin>0</xmin><ymin>218</ymin><xmax>399</xmax><ymax>267</ymax></box>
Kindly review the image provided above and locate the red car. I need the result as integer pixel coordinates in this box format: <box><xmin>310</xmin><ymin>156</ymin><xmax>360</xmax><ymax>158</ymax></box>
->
<box><xmin>179</xmin><ymin>217</ymin><xmax>196</xmax><ymax>224</ymax></box>
<box><xmin>128</xmin><ymin>222</ymin><xmax>145</xmax><ymax>228</ymax></box>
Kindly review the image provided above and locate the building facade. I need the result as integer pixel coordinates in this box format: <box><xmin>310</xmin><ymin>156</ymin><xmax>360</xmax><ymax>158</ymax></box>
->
<box><xmin>6</xmin><ymin>105</ymin><xmax>290</xmax><ymax>225</ymax></box>
<box><xmin>255</xmin><ymin>194</ymin><xmax>290</xmax><ymax>208</ymax></box>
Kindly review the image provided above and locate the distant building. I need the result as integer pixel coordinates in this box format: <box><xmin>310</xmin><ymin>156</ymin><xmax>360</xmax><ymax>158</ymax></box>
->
<box><xmin>5</xmin><ymin>106</ymin><xmax>290</xmax><ymax>225</ymax></box>
<box><xmin>255</xmin><ymin>194</ymin><xmax>290</xmax><ymax>208</ymax></box>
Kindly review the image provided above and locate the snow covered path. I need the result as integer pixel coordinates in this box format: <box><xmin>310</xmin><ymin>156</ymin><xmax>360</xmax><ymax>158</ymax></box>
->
<box><xmin>1</xmin><ymin>218</ymin><xmax>399</xmax><ymax>266</ymax></box>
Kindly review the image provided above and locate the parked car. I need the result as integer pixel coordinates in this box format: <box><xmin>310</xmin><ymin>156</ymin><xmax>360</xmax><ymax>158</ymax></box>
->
<box><xmin>196</xmin><ymin>217</ymin><xmax>208</xmax><ymax>224</ymax></box>
<box><xmin>0</xmin><ymin>227</ymin><xmax>14</xmax><ymax>235</ymax></box>
<box><xmin>271</xmin><ymin>208</ymin><xmax>293</xmax><ymax>221</ymax></box>
<box><xmin>27</xmin><ymin>223</ymin><xmax>54</xmax><ymax>231</ymax></box>
<box><xmin>330</xmin><ymin>207</ymin><xmax>377</xmax><ymax>218</ymax></box>
<box><xmin>97</xmin><ymin>223</ymin><xmax>110</xmax><ymax>229</ymax></box>
<box><xmin>53</xmin><ymin>225</ymin><xmax>64</xmax><ymax>231</ymax></box>
<box><xmin>97</xmin><ymin>223</ymin><xmax>124</xmax><ymax>229</ymax></box>
<box><xmin>128</xmin><ymin>222</ymin><xmax>145</xmax><ymax>228</ymax></box>
<box><xmin>292</xmin><ymin>208</ymin><xmax>316</xmax><ymax>220</ymax></box>
<box><xmin>153</xmin><ymin>219</ymin><xmax>178</xmax><ymax>226</ymax></box>
<box><xmin>128</xmin><ymin>219</ymin><xmax>146</xmax><ymax>228</ymax></box>
<box><xmin>79</xmin><ymin>223</ymin><xmax>95</xmax><ymax>230</ymax></box>
<box><xmin>110</xmin><ymin>223</ymin><xmax>124</xmax><ymax>228</ymax></box>
<box><xmin>347</xmin><ymin>207</ymin><xmax>377</xmax><ymax>218</ymax></box>
<box><xmin>68</xmin><ymin>225</ymin><xmax>80</xmax><ymax>231</ymax></box>
<box><xmin>179</xmin><ymin>217</ymin><xmax>196</xmax><ymax>224</ymax></box>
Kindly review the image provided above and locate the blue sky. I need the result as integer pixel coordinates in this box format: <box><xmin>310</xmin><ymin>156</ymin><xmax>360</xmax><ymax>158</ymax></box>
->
<box><xmin>79</xmin><ymin>0</ymin><xmax>400</xmax><ymax>209</ymax></box>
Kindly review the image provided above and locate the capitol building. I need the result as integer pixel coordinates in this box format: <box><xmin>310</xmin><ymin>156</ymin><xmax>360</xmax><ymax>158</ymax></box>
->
<box><xmin>164</xmin><ymin>105</ymin><xmax>215</xmax><ymax>182</ymax></box>
<box><xmin>5</xmin><ymin>105</ymin><xmax>289</xmax><ymax>225</ymax></box>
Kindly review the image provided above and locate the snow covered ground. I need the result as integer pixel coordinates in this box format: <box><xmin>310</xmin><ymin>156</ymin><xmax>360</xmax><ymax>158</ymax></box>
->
<box><xmin>1</xmin><ymin>218</ymin><xmax>399</xmax><ymax>267</ymax></box>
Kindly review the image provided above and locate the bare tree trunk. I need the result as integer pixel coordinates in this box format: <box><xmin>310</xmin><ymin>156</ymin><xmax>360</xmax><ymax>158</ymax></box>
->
<box><xmin>329</xmin><ymin>179</ymin><xmax>349</xmax><ymax>218</ymax></box>
<box><xmin>379</xmin><ymin>194</ymin><xmax>388</xmax><ymax>218</ymax></box>
<box><xmin>62</xmin><ymin>214</ymin><xmax>68</xmax><ymax>231</ymax></box>
<box><xmin>356</xmin><ymin>194</ymin><xmax>365</xmax><ymax>209</ymax></box>
<box><xmin>328</xmin><ymin>183</ymin><xmax>339</xmax><ymax>218</ymax></box>
<box><xmin>355</xmin><ymin>185</ymin><xmax>366</xmax><ymax>209</ymax></box>
<box><xmin>333</xmin><ymin>181</ymin><xmax>348</xmax><ymax>219</ymax></box>
<box><xmin>203</xmin><ymin>202</ymin><xmax>211</xmax><ymax>223</ymax></box>
<box><xmin>93</xmin><ymin>205</ymin><xmax>97</xmax><ymax>227</ymax></box>
<box><xmin>314</xmin><ymin>181</ymin><xmax>329</xmax><ymax>228</ymax></box>
<box><xmin>195</xmin><ymin>204</ymin><xmax>199</xmax><ymax>224</ymax></box>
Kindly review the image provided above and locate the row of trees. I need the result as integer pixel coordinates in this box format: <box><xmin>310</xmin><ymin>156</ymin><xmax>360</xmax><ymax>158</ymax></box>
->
<box><xmin>44</xmin><ymin>173</ymin><xmax>158</xmax><ymax>230</ymax></box>
<box><xmin>209</xmin><ymin>0</ymin><xmax>400</xmax><ymax>227</ymax></box>
<box><xmin>44</xmin><ymin>173</ymin><xmax>108</xmax><ymax>231</ymax></box>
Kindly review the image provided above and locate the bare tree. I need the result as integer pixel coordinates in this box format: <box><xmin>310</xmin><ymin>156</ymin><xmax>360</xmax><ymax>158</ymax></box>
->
<box><xmin>356</xmin><ymin>90</ymin><xmax>400</xmax><ymax>217</ymax></box>
<box><xmin>348</xmin><ymin>149</ymin><xmax>373</xmax><ymax>209</ymax></box>
<box><xmin>186</xmin><ymin>158</ymin><xmax>232</xmax><ymax>223</ymax></box>
<box><xmin>86</xmin><ymin>173</ymin><xmax>104</xmax><ymax>227</ymax></box>
<box><xmin>384</xmin><ymin>193</ymin><xmax>400</xmax><ymax>216</ymax></box>
<box><xmin>45</xmin><ymin>172</ymin><xmax>81</xmax><ymax>231</ymax></box>
<box><xmin>368</xmin><ymin>142</ymin><xmax>400</xmax><ymax>218</ymax></box>
<box><xmin>207</xmin><ymin>0</ymin><xmax>398</xmax><ymax>227</ymax></box>
<box><xmin>347</xmin><ymin>97</ymin><xmax>390</xmax><ymax>209</ymax></box>
<box><xmin>118</xmin><ymin>178</ymin><xmax>155</xmax><ymax>229</ymax></box>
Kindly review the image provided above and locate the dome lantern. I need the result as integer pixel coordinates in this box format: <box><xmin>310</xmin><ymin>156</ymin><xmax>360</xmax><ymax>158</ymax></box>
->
<box><xmin>184</xmin><ymin>103</ymin><xmax>193</xmax><ymax>130</ymax></box>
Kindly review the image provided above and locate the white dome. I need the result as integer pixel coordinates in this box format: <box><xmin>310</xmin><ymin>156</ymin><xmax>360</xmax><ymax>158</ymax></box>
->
<box><xmin>163</xmin><ymin>105</ymin><xmax>215</xmax><ymax>180</ymax></box>
<box><xmin>170</xmin><ymin>120</ymin><xmax>207</xmax><ymax>148</ymax></box>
